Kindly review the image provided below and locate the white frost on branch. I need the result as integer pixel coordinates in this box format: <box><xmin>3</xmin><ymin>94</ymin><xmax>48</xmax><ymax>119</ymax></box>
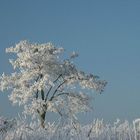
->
<box><xmin>0</xmin><ymin>40</ymin><xmax>107</xmax><ymax>127</ymax></box>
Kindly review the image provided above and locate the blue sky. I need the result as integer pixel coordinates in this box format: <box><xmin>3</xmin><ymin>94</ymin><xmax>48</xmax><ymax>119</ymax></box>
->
<box><xmin>0</xmin><ymin>0</ymin><xmax>140</xmax><ymax>123</ymax></box>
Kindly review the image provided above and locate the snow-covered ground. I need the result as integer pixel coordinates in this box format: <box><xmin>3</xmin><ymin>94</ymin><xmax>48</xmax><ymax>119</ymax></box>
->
<box><xmin>1</xmin><ymin>117</ymin><xmax>140</xmax><ymax>140</ymax></box>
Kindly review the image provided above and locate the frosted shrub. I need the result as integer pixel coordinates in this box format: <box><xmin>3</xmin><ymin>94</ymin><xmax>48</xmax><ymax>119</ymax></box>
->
<box><xmin>0</xmin><ymin>117</ymin><xmax>16</xmax><ymax>140</ymax></box>
<box><xmin>1</xmin><ymin>118</ymin><xmax>140</xmax><ymax>140</ymax></box>
<box><xmin>133</xmin><ymin>119</ymin><xmax>140</xmax><ymax>140</ymax></box>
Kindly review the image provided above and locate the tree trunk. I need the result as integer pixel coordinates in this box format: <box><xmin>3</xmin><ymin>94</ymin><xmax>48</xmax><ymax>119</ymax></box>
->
<box><xmin>39</xmin><ymin>111</ymin><xmax>46</xmax><ymax>128</ymax></box>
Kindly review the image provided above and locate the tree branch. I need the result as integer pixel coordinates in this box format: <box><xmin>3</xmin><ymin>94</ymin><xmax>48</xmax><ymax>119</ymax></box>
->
<box><xmin>45</xmin><ymin>86</ymin><xmax>52</xmax><ymax>102</ymax></box>
<box><xmin>36</xmin><ymin>89</ymin><xmax>39</xmax><ymax>99</ymax></box>
<box><xmin>53</xmin><ymin>74</ymin><xmax>62</xmax><ymax>83</ymax></box>
<box><xmin>41</xmin><ymin>89</ymin><xmax>44</xmax><ymax>100</ymax></box>
<box><xmin>45</xmin><ymin>74</ymin><xmax>63</xmax><ymax>102</ymax></box>
<box><xmin>35</xmin><ymin>76</ymin><xmax>40</xmax><ymax>99</ymax></box>
<box><xmin>49</xmin><ymin>80</ymin><xmax>66</xmax><ymax>101</ymax></box>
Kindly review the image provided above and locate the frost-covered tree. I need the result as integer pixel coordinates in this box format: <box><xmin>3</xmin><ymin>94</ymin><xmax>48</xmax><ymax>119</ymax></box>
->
<box><xmin>0</xmin><ymin>41</ymin><xmax>107</xmax><ymax>128</ymax></box>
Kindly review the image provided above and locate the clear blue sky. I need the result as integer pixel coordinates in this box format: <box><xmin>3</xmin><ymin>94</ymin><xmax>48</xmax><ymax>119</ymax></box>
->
<box><xmin>0</xmin><ymin>0</ymin><xmax>140</xmax><ymax>123</ymax></box>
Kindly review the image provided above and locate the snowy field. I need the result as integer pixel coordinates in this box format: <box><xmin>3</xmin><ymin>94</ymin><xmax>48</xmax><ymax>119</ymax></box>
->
<box><xmin>1</xmin><ymin>117</ymin><xmax>140</xmax><ymax>140</ymax></box>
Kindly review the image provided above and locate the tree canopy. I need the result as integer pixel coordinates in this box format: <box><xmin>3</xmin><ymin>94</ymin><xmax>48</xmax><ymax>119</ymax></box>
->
<box><xmin>0</xmin><ymin>41</ymin><xmax>107</xmax><ymax>128</ymax></box>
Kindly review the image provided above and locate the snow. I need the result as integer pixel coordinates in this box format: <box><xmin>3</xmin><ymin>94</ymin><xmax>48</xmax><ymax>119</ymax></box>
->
<box><xmin>1</xmin><ymin>118</ymin><xmax>140</xmax><ymax>140</ymax></box>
